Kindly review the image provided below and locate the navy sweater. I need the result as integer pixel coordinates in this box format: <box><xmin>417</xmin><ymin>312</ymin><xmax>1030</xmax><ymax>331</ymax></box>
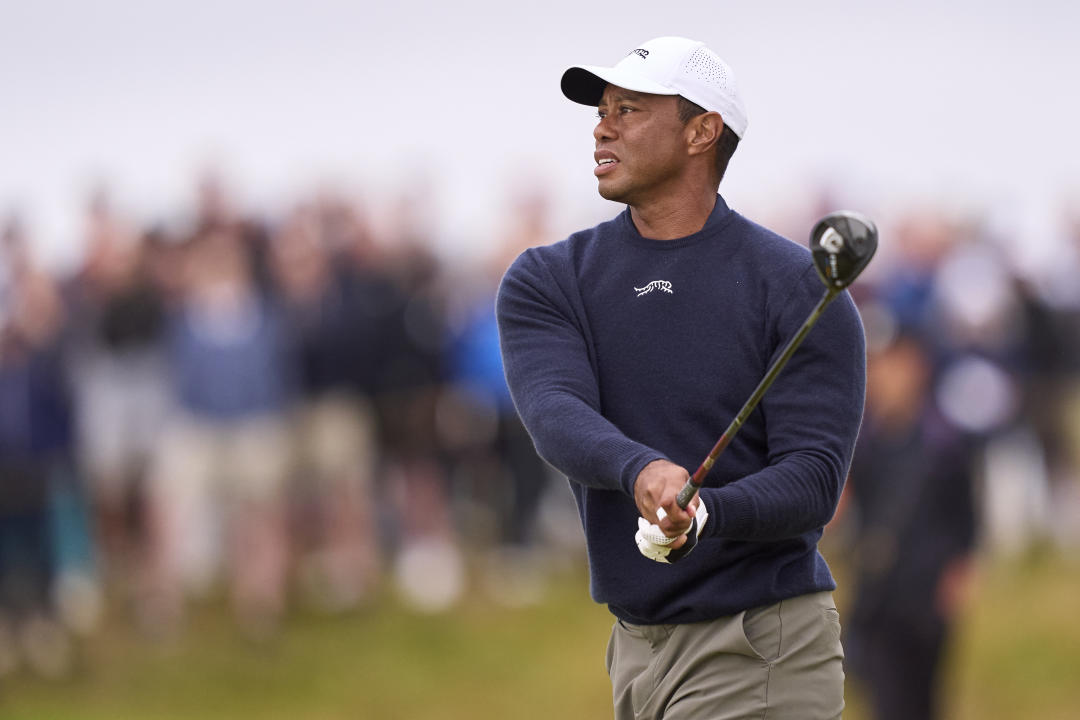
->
<box><xmin>496</xmin><ymin>196</ymin><xmax>866</xmax><ymax>624</ymax></box>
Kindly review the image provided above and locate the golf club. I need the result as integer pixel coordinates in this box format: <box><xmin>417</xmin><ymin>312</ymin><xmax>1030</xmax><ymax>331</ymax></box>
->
<box><xmin>675</xmin><ymin>210</ymin><xmax>878</xmax><ymax>510</ymax></box>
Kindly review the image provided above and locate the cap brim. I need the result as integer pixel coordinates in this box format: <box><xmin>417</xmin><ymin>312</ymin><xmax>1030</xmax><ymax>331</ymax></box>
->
<box><xmin>560</xmin><ymin>65</ymin><xmax>677</xmax><ymax>107</ymax></box>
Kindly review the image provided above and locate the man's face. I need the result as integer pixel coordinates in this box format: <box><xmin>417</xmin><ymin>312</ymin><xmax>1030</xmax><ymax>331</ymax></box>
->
<box><xmin>592</xmin><ymin>85</ymin><xmax>688</xmax><ymax>206</ymax></box>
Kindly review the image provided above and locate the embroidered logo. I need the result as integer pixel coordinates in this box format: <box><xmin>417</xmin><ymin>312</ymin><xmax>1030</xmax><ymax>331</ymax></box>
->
<box><xmin>629</xmin><ymin>48</ymin><xmax>650</xmax><ymax>60</ymax></box>
<box><xmin>634</xmin><ymin>280</ymin><xmax>673</xmax><ymax>297</ymax></box>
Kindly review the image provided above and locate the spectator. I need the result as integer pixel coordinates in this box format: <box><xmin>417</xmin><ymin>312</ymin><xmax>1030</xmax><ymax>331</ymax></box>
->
<box><xmin>269</xmin><ymin>198</ymin><xmax>386</xmax><ymax>612</ymax></box>
<box><xmin>441</xmin><ymin>191</ymin><xmax>553</xmax><ymax>604</ymax></box>
<box><xmin>141</xmin><ymin>227</ymin><xmax>294</xmax><ymax>639</ymax></box>
<box><xmin>375</xmin><ymin>207</ymin><xmax>462</xmax><ymax>612</ymax></box>
<box><xmin>844</xmin><ymin>328</ymin><xmax>979</xmax><ymax>720</ymax></box>
<box><xmin>65</xmin><ymin>191</ymin><xmax>167</xmax><ymax>596</ymax></box>
<box><xmin>0</xmin><ymin>218</ymin><xmax>78</xmax><ymax>677</ymax></box>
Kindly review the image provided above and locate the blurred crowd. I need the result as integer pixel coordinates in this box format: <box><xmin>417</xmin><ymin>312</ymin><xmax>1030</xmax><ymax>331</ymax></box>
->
<box><xmin>0</xmin><ymin>175</ymin><xmax>561</xmax><ymax>676</ymax></box>
<box><xmin>2</xmin><ymin>177</ymin><xmax>1080</xmax><ymax>705</ymax></box>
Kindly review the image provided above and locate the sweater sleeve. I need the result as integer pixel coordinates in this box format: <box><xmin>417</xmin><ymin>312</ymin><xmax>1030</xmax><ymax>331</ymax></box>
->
<box><xmin>699</xmin><ymin>265</ymin><xmax>867</xmax><ymax>541</ymax></box>
<box><xmin>496</xmin><ymin>248</ymin><xmax>665</xmax><ymax>495</ymax></box>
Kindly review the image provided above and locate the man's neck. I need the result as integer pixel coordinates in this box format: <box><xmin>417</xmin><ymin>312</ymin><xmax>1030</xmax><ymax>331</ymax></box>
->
<box><xmin>628</xmin><ymin>190</ymin><xmax>718</xmax><ymax>241</ymax></box>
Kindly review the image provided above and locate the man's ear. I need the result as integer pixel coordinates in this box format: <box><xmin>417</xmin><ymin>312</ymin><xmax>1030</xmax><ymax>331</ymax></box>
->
<box><xmin>686</xmin><ymin>111</ymin><xmax>723</xmax><ymax>157</ymax></box>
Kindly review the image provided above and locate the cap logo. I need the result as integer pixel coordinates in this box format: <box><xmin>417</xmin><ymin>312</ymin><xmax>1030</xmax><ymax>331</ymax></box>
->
<box><xmin>629</xmin><ymin>48</ymin><xmax>649</xmax><ymax>60</ymax></box>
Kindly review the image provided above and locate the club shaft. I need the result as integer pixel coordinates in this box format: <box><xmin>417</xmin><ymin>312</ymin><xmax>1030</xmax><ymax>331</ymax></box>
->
<box><xmin>676</xmin><ymin>288</ymin><xmax>839</xmax><ymax>509</ymax></box>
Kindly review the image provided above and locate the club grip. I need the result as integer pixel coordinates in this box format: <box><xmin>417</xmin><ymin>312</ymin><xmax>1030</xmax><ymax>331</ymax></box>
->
<box><xmin>676</xmin><ymin>480</ymin><xmax>698</xmax><ymax>510</ymax></box>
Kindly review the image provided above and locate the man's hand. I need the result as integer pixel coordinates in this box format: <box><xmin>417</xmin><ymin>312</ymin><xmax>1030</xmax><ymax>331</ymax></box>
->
<box><xmin>635</xmin><ymin>502</ymin><xmax>710</xmax><ymax>564</ymax></box>
<box><xmin>633</xmin><ymin>459</ymin><xmax>698</xmax><ymax>542</ymax></box>
<box><xmin>633</xmin><ymin>459</ymin><xmax>709</xmax><ymax>563</ymax></box>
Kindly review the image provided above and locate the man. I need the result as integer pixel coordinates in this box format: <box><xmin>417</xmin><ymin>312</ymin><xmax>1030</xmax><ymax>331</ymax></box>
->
<box><xmin>496</xmin><ymin>37</ymin><xmax>865</xmax><ymax>719</ymax></box>
<box><xmin>845</xmin><ymin>330</ymin><xmax>978</xmax><ymax>720</ymax></box>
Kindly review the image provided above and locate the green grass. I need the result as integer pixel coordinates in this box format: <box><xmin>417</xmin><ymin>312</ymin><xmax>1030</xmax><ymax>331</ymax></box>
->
<box><xmin>1</xmin><ymin>552</ymin><xmax>1078</xmax><ymax>719</ymax></box>
<box><xmin>0</xmin><ymin>564</ymin><xmax>613</xmax><ymax>720</ymax></box>
<box><xmin>946</xmin><ymin>550</ymin><xmax>1080</xmax><ymax>720</ymax></box>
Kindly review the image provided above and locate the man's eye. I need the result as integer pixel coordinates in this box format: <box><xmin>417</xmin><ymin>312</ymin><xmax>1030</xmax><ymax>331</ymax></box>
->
<box><xmin>620</xmin><ymin>106</ymin><xmax>634</xmax><ymax>114</ymax></box>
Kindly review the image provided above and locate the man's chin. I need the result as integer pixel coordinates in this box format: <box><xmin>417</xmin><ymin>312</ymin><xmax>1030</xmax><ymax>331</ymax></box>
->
<box><xmin>597</xmin><ymin>182</ymin><xmax>629</xmax><ymax>204</ymax></box>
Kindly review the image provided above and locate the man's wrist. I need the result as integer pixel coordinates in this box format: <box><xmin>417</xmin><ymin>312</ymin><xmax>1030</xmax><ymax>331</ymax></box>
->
<box><xmin>624</xmin><ymin>454</ymin><xmax>669</xmax><ymax>497</ymax></box>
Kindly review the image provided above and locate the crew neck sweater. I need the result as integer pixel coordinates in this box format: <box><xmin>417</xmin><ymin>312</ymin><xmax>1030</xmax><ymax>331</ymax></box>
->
<box><xmin>496</xmin><ymin>195</ymin><xmax>866</xmax><ymax>624</ymax></box>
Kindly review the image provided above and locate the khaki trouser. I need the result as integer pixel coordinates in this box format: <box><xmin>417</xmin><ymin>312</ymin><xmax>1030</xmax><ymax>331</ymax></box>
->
<box><xmin>606</xmin><ymin>591</ymin><xmax>844</xmax><ymax>720</ymax></box>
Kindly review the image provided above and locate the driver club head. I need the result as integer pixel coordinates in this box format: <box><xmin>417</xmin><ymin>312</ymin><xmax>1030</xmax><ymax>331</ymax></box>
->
<box><xmin>809</xmin><ymin>211</ymin><xmax>878</xmax><ymax>290</ymax></box>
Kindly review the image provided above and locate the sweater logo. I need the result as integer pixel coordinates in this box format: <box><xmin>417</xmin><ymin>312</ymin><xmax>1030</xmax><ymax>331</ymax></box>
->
<box><xmin>634</xmin><ymin>280</ymin><xmax>673</xmax><ymax>297</ymax></box>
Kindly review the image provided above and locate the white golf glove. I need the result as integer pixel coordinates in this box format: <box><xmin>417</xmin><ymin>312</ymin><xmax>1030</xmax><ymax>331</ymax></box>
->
<box><xmin>635</xmin><ymin>503</ymin><xmax>709</xmax><ymax>564</ymax></box>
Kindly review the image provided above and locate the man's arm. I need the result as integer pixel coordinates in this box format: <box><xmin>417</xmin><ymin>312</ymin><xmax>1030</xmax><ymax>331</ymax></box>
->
<box><xmin>696</xmin><ymin>269</ymin><xmax>867</xmax><ymax>542</ymax></box>
<box><xmin>496</xmin><ymin>248</ymin><xmax>666</xmax><ymax>498</ymax></box>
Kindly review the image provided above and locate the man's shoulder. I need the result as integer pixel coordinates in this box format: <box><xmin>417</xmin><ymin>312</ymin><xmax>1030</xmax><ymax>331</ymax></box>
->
<box><xmin>720</xmin><ymin>210</ymin><xmax>847</xmax><ymax>317</ymax></box>
<box><xmin>726</xmin><ymin>211</ymin><xmax>812</xmax><ymax>270</ymax></box>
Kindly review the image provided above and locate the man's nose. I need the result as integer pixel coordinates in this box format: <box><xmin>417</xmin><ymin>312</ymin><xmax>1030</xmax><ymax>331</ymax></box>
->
<box><xmin>593</xmin><ymin>115</ymin><xmax>617</xmax><ymax>143</ymax></box>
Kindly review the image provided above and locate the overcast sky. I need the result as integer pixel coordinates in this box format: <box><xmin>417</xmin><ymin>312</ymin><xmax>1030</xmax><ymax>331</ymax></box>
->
<box><xmin>2</xmin><ymin>0</ymin><xmax>1077</xmax><ymax>271</ymax></box>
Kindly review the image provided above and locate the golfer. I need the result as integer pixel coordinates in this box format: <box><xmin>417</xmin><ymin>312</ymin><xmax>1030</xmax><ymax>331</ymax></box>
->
<box><xmin>496</xmin><ymin>37</ymin><xmax>866</xmax><ymax>719</ymax></box>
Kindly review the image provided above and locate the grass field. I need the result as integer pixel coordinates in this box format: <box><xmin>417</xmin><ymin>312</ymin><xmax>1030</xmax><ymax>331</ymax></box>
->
<box><xmin>1</xmin><ymin>550</ymin><xmax>1078</xmax><ymax>719</ymax></box>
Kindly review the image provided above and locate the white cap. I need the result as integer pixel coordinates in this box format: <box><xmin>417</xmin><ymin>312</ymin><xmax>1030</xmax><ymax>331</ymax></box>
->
<box><xmin>561</xmin><ymin>37</ymin><xmax>748</xmax><ymax>138</ymax></box>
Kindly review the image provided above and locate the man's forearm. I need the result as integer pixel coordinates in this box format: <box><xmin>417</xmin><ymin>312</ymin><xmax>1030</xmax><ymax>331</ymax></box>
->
<box><xmin>512</xmin><ymin>387</ymin><xmax>664</xmax><ymax>495</ymax></box>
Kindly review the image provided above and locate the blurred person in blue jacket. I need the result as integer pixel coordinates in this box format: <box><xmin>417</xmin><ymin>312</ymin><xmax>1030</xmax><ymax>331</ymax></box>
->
<box><xmin>0</xmin><ymin>218</ymin><xmax>78</xmax><ymax>677</ymax></box>
<box><xmin>443</xmin><ymin>192</ymin><xmax>552</xmax><ymax>562</ymax></box>
<box><xmin>141</xmin><ymin>226</ymin><xmax>294</xmax><ymax>639</ymax></box>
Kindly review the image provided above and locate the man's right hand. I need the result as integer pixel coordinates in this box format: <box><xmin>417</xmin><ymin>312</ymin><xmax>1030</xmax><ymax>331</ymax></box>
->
<box><xmin>633</xmin><ymin>459</ymin><xmax>698</xmax><ymax>544</ymax></box>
